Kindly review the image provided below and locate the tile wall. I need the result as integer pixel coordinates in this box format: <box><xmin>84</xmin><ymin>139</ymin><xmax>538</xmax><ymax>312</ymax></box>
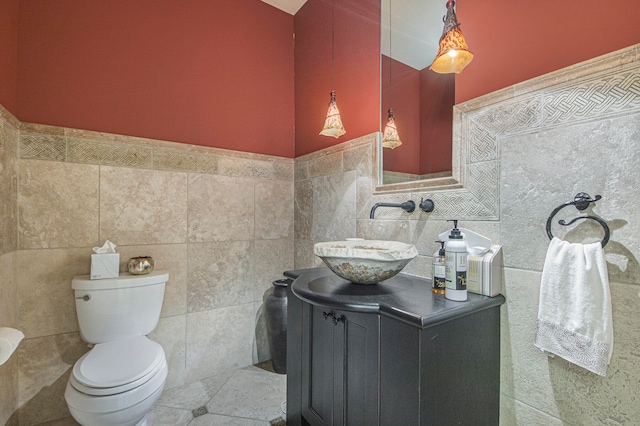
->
<box><xmin>0</xmin><ymin>105</ymin><xmax>20</xmax><ymax>425</ymax></box>
<box><xmin>294</xmin><ymin>45</ymin><xmax>640</xmax><ymax>425</ymax></box>
<box><xmin>0</xmin><ymin>114</ymin><xmax>294</xmax><ymax>425</ymax></box>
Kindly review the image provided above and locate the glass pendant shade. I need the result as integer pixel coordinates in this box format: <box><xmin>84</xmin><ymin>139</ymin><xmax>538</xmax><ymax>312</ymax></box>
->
<box><xmin>320</xmin><ymin>90</ymin><xmax>346</xmax><ymax>138</ymax></box>
<box><xmin>430</xmin><ymin>0</ymin><xmax>473</xmax><ymax>74</ymax></box>
<box><xmin>382</xmin><ymin>109</ymin><xmax>402</xmax><ymax>149</ymax></box>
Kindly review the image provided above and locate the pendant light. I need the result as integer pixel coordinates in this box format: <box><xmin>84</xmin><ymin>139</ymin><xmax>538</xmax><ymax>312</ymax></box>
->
<box><xmin>320</xmin><ymin>0</ymin><xmax>346</xmax><ymax>138</ymax></box>
<box><xmin>430</xmin><ymin>0</ymin><xmax>473</xmax><ymax>74</ymax></box>
<box><xmin>382</xmin><ymin>0</ymin><xmax>402</xmax><ymax>149</ymax></box>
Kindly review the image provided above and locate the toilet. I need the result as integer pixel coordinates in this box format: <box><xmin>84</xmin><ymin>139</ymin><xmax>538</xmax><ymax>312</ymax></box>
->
<box><xmin>64</xmin><ymin>270</ymin><xmax>169</xmax><ymax>426</ymax></box>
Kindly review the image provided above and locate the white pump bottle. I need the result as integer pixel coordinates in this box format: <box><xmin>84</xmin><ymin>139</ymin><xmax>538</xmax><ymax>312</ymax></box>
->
<box><xmin>444</xmin><ymin>219</ymin><xmax>467</xmax><ymax>301</ymax></box>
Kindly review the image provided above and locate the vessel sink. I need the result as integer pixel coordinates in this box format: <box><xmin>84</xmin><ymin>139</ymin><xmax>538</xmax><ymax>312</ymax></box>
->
<box><xmin>313</xmin><ymin>240</ymin><xmax>418</xmax><ymax>284</ymax></box>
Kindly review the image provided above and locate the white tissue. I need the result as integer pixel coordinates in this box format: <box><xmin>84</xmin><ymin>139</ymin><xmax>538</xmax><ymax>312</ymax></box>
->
<box><xmin>93</xmin><ymin>240</ymin><xmax>117</xmax><ymax>254</ymax></box>
<box><xmin>0</xmin><ymin>327</ymin><xmax>24</xmax><ymax>365</ymax></box>
<box><xmin>91</xmin><ymin>240</ymin><xmax>120</xmax><ymax>279</ymax></box>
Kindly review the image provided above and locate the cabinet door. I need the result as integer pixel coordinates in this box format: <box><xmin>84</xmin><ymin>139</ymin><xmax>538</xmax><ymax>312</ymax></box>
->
<box><xmin>302</xmin><ymin>304</ymin><xmax>337</xmax><ymax>425</ymax></box>
<box><xmin>333</xmin><ymin>309</ymin><xmax>380</xmax><ymax>426</ymax></box>
<box><xmin>301</xmin><ymin>304</ymin><xmax>380</xmax><ymax>426</ymax></box>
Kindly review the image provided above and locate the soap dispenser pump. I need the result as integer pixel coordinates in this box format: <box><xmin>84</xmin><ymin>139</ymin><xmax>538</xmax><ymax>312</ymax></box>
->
<box><xmin>444</xmin><ymin>220</ymin><xmax>467</xmax><ymax>301</ymax></box>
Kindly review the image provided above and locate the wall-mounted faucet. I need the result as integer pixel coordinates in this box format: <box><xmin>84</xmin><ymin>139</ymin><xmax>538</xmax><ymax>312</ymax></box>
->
<box><xmin>370</xmin><ymin>198</ymin><xmax>435</xmax><ymax>219</ymax></box>
<box><xmin>370</xmin><ymin>200</ymin><xmax>414</xmax><ymax>218</ymax></box>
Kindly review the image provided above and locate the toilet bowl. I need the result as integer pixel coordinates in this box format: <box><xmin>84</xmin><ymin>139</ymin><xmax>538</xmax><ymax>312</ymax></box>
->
<box><xmin>65</xmin><ymin>336</ymin><xmax>168</xmax><ymax>426</ymax></box>
<box><xmin>64</xmin><ymin>271</ymin><xmax>169</xmax><ymax>426</ymax></box>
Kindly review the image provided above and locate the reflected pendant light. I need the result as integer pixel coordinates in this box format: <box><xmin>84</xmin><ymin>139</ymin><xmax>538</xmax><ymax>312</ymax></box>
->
<box><xmin>320</xmin><ymin>0</ymin><xmax>346</xmax><ymax>138</ymax></box>
<box><xmin>430</xmin><ymin>0</ymin><xmax>473</xmax><ymax>74</ymax></box>
<box><xmin>382</xmin><ymin>108</ymin><xmax>402</xmax><ymax>149</ymax></box>
<box><xmin>382</xmin><ymin>0</ymin><xmax>402</xmax><ymax>149</ymax></box>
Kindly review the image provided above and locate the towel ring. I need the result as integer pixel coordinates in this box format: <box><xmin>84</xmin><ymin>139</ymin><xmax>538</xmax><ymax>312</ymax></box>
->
<box><xmin>545</xmin><ymin>192</ymin><xmax>610</xmax><ymax>248</ymax></box>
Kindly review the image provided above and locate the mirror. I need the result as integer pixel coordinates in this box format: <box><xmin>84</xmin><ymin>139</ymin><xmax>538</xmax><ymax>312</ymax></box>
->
<box><xmin>380</xmin><ymin>0</ymin><xmax>456</xmax><ymax>188</ymax></box>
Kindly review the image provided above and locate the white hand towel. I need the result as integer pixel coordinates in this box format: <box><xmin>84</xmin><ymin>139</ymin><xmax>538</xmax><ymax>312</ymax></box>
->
<box><xmin>534</xmin><ymin>237</ymin><xmax>613</xmax><ymax>376</ymax></box>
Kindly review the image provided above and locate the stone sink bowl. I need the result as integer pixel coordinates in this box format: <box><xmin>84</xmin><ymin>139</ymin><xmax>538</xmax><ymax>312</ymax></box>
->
<box><xmin>313</xmin><ymin>240</ymin><xmax>418</xmax><ymax>284</ymax></box>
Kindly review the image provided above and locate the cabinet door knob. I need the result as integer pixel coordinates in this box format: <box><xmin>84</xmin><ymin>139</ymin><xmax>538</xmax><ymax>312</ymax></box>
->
<box><xmin>333</xmin><ymin>315</ymin><xmax>344</xmax><ymax>325</ymax></box>
<box><xmin>323</xmin><ymin>311</ymin><xmax>334</xmax><ymax>321</ymax></box>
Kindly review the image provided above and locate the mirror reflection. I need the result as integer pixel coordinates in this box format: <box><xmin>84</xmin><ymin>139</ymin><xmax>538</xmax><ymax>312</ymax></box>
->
<box><xmin>380</xmin><ymin>0</ymin><xmax>455</xmax><ymax>186</ymax></box>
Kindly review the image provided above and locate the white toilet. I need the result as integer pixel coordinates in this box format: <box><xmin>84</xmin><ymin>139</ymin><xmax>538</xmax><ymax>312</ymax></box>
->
<box><xmin>64</xmin><ymin>270</ymin><xmax>169</xmax><ymax>426</ymax></box>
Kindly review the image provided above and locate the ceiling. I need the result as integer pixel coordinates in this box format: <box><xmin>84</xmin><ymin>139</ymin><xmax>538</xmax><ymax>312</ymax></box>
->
<box><xmin>261</xmin><ymin>0</ymin><xmax>308</xmax><ymax>15</ymax></box>
<box><xmin>262</xmin><ymin>0</ymin><xmax>444</xmax><ymax>71</ymax></box>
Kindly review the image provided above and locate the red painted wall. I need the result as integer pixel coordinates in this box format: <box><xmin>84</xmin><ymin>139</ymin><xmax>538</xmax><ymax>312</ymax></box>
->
<box><xmin>16</xmin><ymin>0</ymin><xmax>295</xmax><ymax>158</ymax></box>
<box><xmin>0</xmin><ymin>0</ymin><xmax>19</xmax><ymax>113</ymax></box>
<box><xmin>456</xmin><ymin>0</ymin><xmax>640</xmax><ymax>103</ymax></box>
<box><xmin>294</xmin><ymin>0</ymin><xmax>380</xmax><ymax>157</ymax></box>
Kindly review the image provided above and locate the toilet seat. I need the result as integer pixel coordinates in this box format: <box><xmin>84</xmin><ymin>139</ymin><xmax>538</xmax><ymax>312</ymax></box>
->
<box><xmin>71</xmin><ymin>336</ymin><xmax>166</xmax><ymax>396</ymax></box>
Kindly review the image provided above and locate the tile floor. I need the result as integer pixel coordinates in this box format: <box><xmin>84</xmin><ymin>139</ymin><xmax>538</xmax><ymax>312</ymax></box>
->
<box><xmin>46</xmin><ymin>363</ymin><xmax>287</xmax><ymax>426</ymax></box>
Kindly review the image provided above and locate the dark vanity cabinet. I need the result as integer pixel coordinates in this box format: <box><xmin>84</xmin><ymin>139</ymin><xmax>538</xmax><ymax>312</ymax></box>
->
<box><xmin>301</xmin><ymin>304</ymin><xmax>379</xmax><ymax>426</ymax></box>
<box><xmin>286</xmin><ymin>268</ymin><xmax>505</xmax><ymax>426</ymax></box>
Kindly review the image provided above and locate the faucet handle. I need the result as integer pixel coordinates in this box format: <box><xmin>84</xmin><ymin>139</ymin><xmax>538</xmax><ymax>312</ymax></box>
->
<box><xmin>419</xmin><ymin>198</ymin><xmax>435</xmax><ymax>213</ymax></box>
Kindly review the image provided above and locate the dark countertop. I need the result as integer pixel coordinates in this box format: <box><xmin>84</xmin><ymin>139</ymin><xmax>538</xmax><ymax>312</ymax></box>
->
<box><xmin>285</xmin><ymin>267</ymin><xmax>505</xmax><ymax>329</ymax></box>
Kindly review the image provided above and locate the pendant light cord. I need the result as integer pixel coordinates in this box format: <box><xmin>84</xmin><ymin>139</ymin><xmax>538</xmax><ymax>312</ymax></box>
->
<box><xmin>331</xmin><ymin>0</ymin><xmax>335</xmax><ymax>91</ymax></box>
<box><xmin>388</xmin><ymin>0</ymin><xmax>393</xmax><ymax>113</ymax></box>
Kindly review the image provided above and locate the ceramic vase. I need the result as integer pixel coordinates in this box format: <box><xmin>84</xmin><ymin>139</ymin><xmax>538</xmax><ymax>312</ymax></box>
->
<box><xmin>265</xmin><ymin>279</ymin><xmax>289</xmax><ymax>374</ymax></box>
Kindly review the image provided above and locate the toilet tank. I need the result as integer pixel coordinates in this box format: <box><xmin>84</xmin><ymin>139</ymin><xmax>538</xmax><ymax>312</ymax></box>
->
<box><xmin>72</xmin><ymin>270</ymin><xmax>168</xmax><ymax>344</ymax></box>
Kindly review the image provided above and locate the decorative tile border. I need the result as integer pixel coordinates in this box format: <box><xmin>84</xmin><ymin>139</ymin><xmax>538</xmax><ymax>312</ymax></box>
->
<box><xmin>15</xmin><ymin>122</ymin><xmax>293</xmax><ymax>182</ymax></box>
<box><xmin>371</xmin><ymin>43</ymin><xmax>640</xmax><ymax>220</ymax></box>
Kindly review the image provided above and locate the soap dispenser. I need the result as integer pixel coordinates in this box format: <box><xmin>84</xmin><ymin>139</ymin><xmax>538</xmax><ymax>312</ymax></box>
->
<box><xmin>444</xmin><ymin>220</ymin><xmax>467</xmax><ymax>302</ymax></box>
<box><xmin>432</xmin><ymin>241</ymin><xmax>446</xmax><ymax>294</ymax></box>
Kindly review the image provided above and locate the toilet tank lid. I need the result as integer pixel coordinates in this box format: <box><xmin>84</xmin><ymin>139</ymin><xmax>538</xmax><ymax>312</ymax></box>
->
<box><xmin>72</xmin><ymin>270</ymin><xmax>169</xmax><ymax>290</ymax></box>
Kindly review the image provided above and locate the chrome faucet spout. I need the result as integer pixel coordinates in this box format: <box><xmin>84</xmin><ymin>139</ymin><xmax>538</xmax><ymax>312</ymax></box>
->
<box><xmin>370</xmin><ymin>200</ymin><xmax>415</xmax><ymax>219</ymax></box>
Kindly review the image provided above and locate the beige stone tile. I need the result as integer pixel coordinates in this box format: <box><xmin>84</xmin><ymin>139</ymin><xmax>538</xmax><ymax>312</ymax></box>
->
<box><xmin>401</xmin><ymin>255</ymin><xmax>429</xmax><ymax>280</ymax></box>
<box><xmin>149</xmin><ymin>314</ymin><xmax>187</xmax><ymax>389</ymax></box>
<box><xmin>254</xmin><ymin>239</ymin><xmax>294</xmax><ymax>302</ymax></box>
<box><xmin>19</xmin><ymin>132</ymin><xmax>66</xmax><ymax>161</ymax></box>
<box><xmin>294</xmin><ymin>179</ymin><xmax>313</xmax><ymax>240</ymax></box>
<box><xmin>294</xmin><ymin>238</ymin><xmax>316</xmax><ymax>269</ymax></box>
<box><xmin>343</xmin><ymin>143</ymin><xmax>372</xmax><ymax>179</ymax></box>
<box><xmin>153</xmin><ymin>146</ymin><xmax>218</xmax><ymax>174</ymax></box>
<box><xmin>17</xmin><ymin>332</ymin><xmax>88</xmax><ymax>425</ymax></box>
<box><xmin>156</xmin><ymin>369</ymin><xmax>233</xmax><ymax>408</ymax></box>
<box><xmin>500</xmin><ymin>268</ymin><xmax>558</xmax><ymax>416</ymax></box>
<box><xmin>187</xmin><ymin>173</ymin><xmax>254</xmax><ymax>242</ymax></box>
<box><xmin>117</xmin><ymin>244</ymin><xmax>188</xmax><ymax>317</ymax></box>
<box><xmin>217</xmin><ymin>155</ymin><xmax>287</xmax><ymax>180</ymax></box>
<box><xmin>308</xmin><ymin>152</ymin><xmax>343</xmax><ymax>178</ymax></box>
<box><xmin>99</xmin><ymin>166</ymin><xmax>188</xmax><ymax>245</ymax></box>
<box><xmin>253</xmin><ymin>301</ymin><xmax>270</xmax><ymax>364</ymax></box>
<box><xmin>294</xmin><ymin>159</ymin><xmax>309</xmax><ymax>181</ymax></box>
<box><xmin>0</xmin><ymin>353</ymin><xmax>19</xmax><ymax>426</ymax></box>
<box><xmin>187</xmin><ymin>241</ymin><xmax>254</xmax><ymax>313</ymax></box>
<box><xmin>0</xmin><ymin>252</ymin><xmax>17</xmax><ymax>327</ymax></box>
<box><xmin>255</xmin><ymin>179</ymin><xmax>293</xmax><ymax>240</ymax></box>
<box><xmin>311</xmin><ymin>171</ymin><xmax>357</xmax><ymax>241</ymax></box>
<box><xmin>18</xmin><ymin>160</ymin><xmax>99</xmax><ymax>249</ymax></box>
<box><xmin>17</xmin><ymin>248</ymin><xmax>92</xmax><ymax>338</ymax></box>
<box><xmin>0</xmin><ymin>124</ymin><xmax>18</xmax><ymax>255</ymax></box>
<box><xmin>185</xmin><ymin>303</ymin><xmax>255</xmax><ymax>383</ymax></box>
<box><xmin>356</xmin><ymin>218</ymin><xmax>410</xmax><ymax>244</ymax></box>
<box><xmin>500</xmin><ymin>394</ymin><xmax>563</xmax><ymax>426</ymax></box>
<box><xmin>355</xmin><ymin>178</ymin><xmax>374</xmax><ymax>220</ymax></box>
<box><xmin>67</xmin><ymin>137</ymin><xmax>153</xmax><ymax>168</ymax></box>
<box><xmin>271</xmin><ymin>159</ymin><xmax>294</xmax><ymax>182</ymax></box>
<box><xmin>145</xmin><ymin>405</ymin><xmax>193</xmax><ymax>426</ymax></box>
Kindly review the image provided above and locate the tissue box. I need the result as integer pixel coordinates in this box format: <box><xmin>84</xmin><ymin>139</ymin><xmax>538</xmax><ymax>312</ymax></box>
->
<box><xmin>91</xmin><ymin>253</ymin><xmax>120</xmax><ymax>279</ymax></box>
